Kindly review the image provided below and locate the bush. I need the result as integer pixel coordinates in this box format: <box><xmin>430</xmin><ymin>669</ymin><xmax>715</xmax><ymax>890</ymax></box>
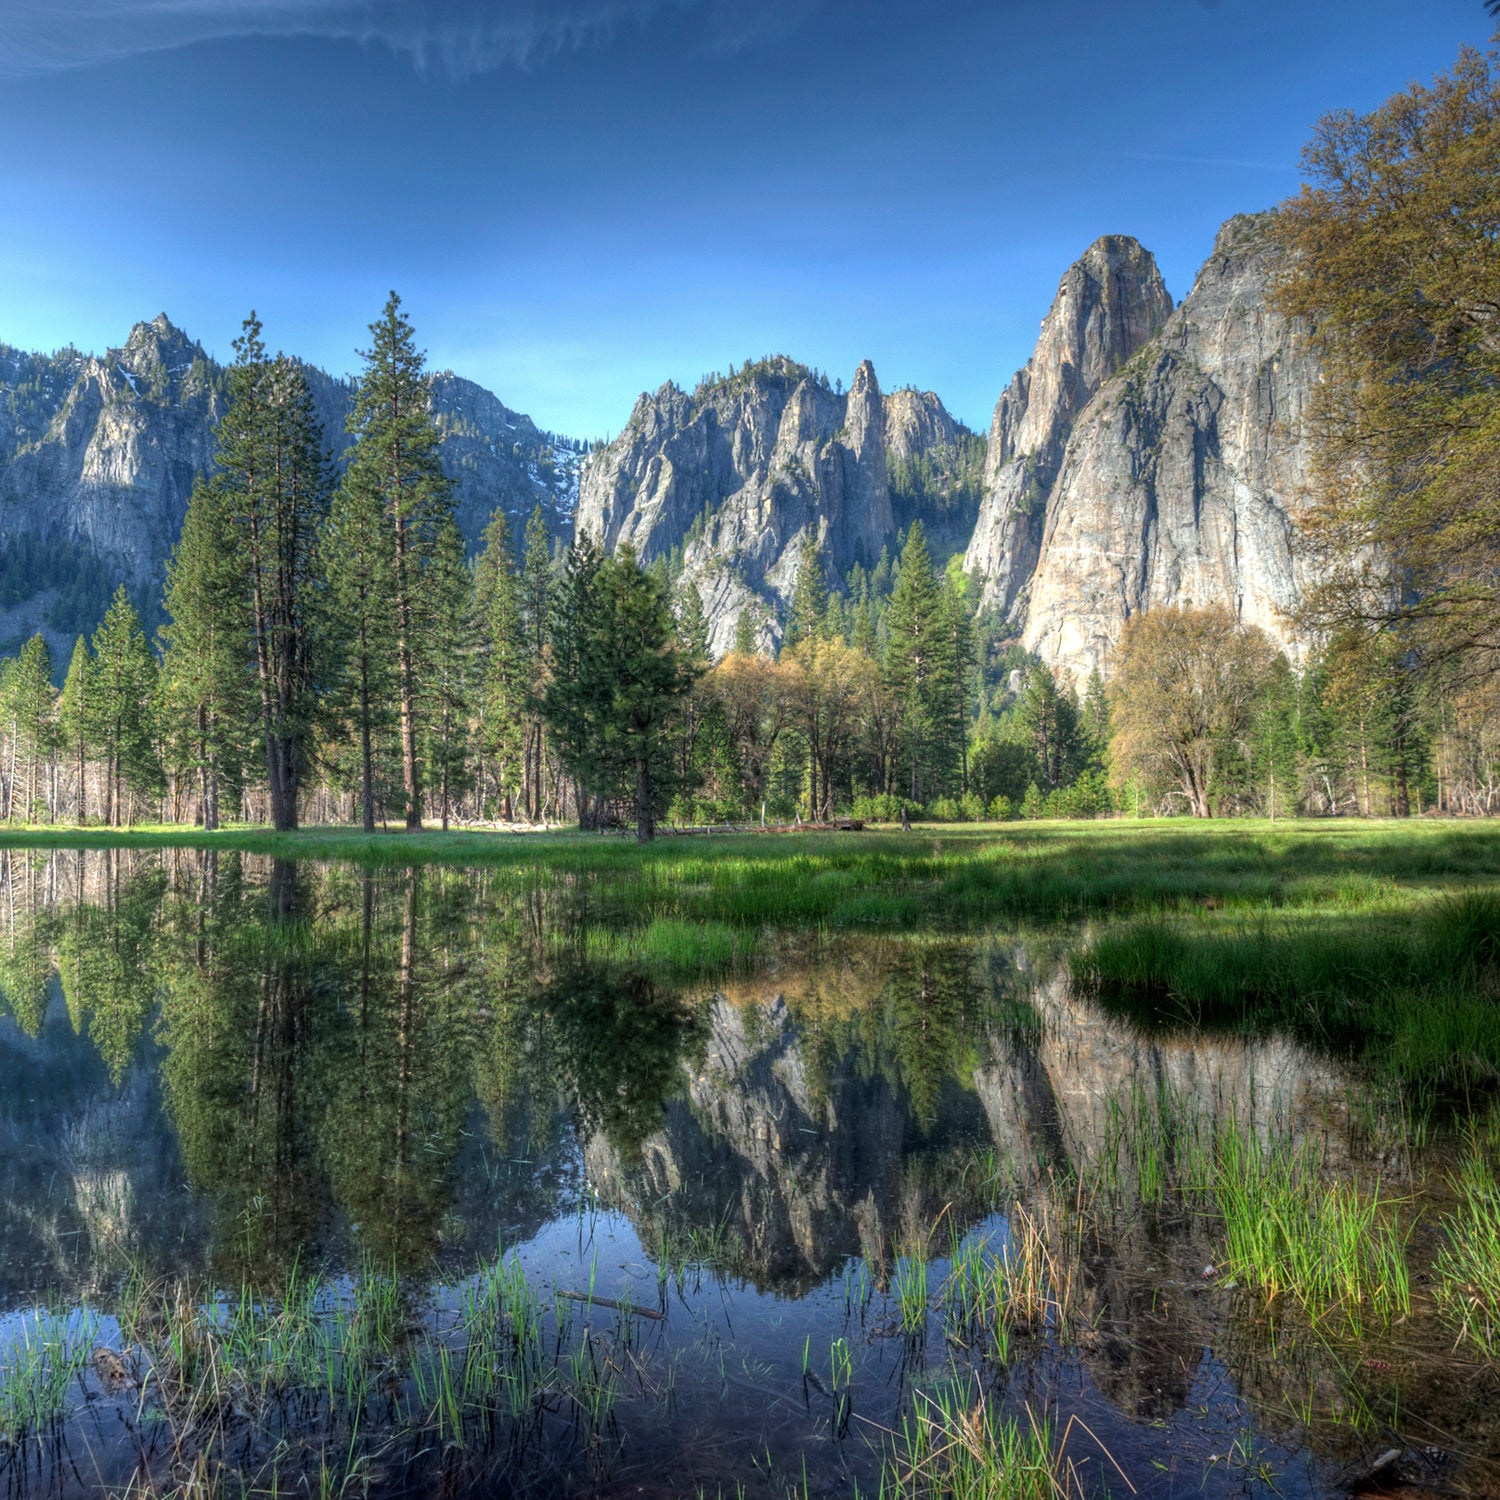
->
<box><xmin>1042</xmin><ymin>769</ymin><xmax>1116</xmax><ymax>819</ymax></box>
<box><xmin>852</xmin><ymin>793</ymin><xmax>907</xmax><ymax>823</ymax></box>
<box><xmin>987</xmin><ymin>795</ymin><xmax>1015</xmax><ymax>821</ymax></box>
<box><xmin>1020</xmin><ymin>783</ymin><xmax>1045</xmax><ymax>820</ymax></box>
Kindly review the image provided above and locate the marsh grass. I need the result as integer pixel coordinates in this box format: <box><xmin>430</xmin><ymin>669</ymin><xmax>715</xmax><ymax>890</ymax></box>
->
<box><xmin>893</xmin><ymin>1255</ymin><xmax>930</xmax><ymax>1337</ymax></box>
<box><xmin>44</xmin><ymin>1248</ymin><xmax>648</xmax><ymax>1494</ymax></box>
<box><xmin>934</xmin><ymin>1203</ymin><xmax>1075</xmax><ymax>1359</ymax></box>
<box><xmin>1434</xmin><ymin>1113</ymin><xmax>1500</xmax><ymax>1354</ymax></box>
<box><xmin>0</xmin><ymin>1309</ymin><xmax>97</xmax><ymax>1444</ymax></box>
<box><xmin>1080</xmin><ymin>891</ymin><xmax>1500</xmax><ymax>1092</ymax></box>
<box><xmin>1212</xmin><ymin>1128</ymin><xmax>1411</xmax><ymax>1333</ymax></box>
<box><xmin>881</xmin><ymin>1385</ymin><xmax>1075</xmax><ymax>1500</ymax></box>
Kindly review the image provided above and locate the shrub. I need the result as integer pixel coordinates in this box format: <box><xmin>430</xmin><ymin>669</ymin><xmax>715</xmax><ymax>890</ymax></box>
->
<box><xmin>852</xmin><ymin>793</ymin><xmax>906</xmax><ymax>823</ymax></box>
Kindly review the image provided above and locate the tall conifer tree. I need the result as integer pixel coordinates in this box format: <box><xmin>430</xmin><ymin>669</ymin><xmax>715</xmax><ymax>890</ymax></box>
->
<box><xmin>422</xmin><ymin>513</ymin><xmax>474</xmax><ymax>830</ymax></box>
<box><xmin>217</xmin><ymin>314</ymin><xmax>331</xmax><ymax>829</ymax></box>
<box><xmin>57</xmin><ymin>638</ymin><xmax>91</xmax><ymax>822</ymax></box>
<box><xmin>89</xmin><ymin>587</ymin><xmax>159</xmax><ymax>826</ymax></box>
<box><xmin>519</xmin><ymin>506</ymin><xmax>554</xmax><ymax>821</ymax></box>
<box><xmin>160</xmin><ymin>476</ymin><xmax>252</xmax><ymax>828</ymax></box>
<box><xmin>1</xmin><ymin>635</ymin><xmax>53</xmax><ymax>822</ymax></box>
<box><xmin>340</xmin><ymin>293</ymin><xmax>456</xmax><ymax>831</ymax></box>
<box><xmin>473</xmin><ymin>510</ymin><xmax>527</xmax><ymax>818</ymax></box>
<box><xmin>321</xmin><ymin>457</ymin><xmax>394</xmax><ymax>831</ymax></box>
<box><xmin>883</xmin><ymin>522</ymin><xmax>949</xmax><ymax>801</ymax></box>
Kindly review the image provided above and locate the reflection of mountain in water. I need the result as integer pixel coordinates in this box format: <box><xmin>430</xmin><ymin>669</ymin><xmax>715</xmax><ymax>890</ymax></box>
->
<box><xmin>587</xmin><ymin>944</ymin><xmax>1358</xmax><ymax>1330</ymax></box>
<box><xmin>0</xmin><ymin>852</ymin><xmax>1353</xmax><ymax>1316</ymax></box>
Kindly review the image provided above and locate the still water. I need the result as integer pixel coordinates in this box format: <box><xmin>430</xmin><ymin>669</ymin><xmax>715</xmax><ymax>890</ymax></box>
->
<box><xmin>0</xmin><ymin>849</ymin><xmax>1494</xmax><ymax>1497</ymax></box>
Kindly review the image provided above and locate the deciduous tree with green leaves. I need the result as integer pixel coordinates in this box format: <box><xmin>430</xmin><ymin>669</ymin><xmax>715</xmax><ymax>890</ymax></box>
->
<box><xmin>1276</xmin><ymin>38</ymin><xmax>1500</xmax><ymax>668</ymax></box>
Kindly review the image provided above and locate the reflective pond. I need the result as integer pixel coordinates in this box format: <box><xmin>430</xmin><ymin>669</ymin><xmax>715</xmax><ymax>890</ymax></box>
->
<box><xmin>0</xmin><ymin>848</ymin><xmax>1496</xmax><ymax>1497</ymax></box>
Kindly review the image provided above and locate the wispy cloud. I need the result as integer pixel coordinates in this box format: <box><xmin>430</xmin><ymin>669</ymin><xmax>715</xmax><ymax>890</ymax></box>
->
<box><xmin>0</xmin><ymin>0</ymin><xmax>784</xmax><ymax>78</ymax></box>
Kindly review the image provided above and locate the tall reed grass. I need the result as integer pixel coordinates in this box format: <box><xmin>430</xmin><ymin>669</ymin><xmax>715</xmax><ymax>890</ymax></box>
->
<box><xmin>1212</xmin><ymin>1128</ymin><xmax>1411</xmax><ymax>1333</ymax></box>
<box><xmin>1434</xmin><ymin>1113</ymin><xmax>1500</xmax><ymax>1355</ymax></box>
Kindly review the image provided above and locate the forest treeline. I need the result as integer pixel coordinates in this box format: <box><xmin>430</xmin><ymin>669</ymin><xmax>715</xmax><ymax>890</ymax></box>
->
<box><xmin>0</xmin><ymin>38</ymin><xmax>1495</xmax><ymax>838</ymax></box>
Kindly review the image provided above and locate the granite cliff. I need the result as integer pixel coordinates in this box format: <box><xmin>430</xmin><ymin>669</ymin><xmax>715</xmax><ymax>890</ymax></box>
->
<box><xmin>963</xmin><ymin>213</ymin><xmax>1318</xmax><ymax>679</ymax></box>
<box><xmin>3</xmin><ymin>210</ymin><xmax>1322</xmax><ymax>679</ymax></box>
<box><xmin>1017</xmin><ymin>214</ymin><xmax>1319</xmax><ymax>678</ymax></box>
<box><xmin>0</xmin><ymin>315</ymin><xmax>580</xmax><ymax>658</ymax></box>
<box><xmin>963</xmin><ymin>235</ymin><xmax>1174</xmax><ymax>622</ymax></box>
<box><xmin>577</xmin><ymin>214</ymin><xmax>1316</xmax><ymax>675</ymax></box>
<box><xmin>574</xmin><ymin>357</ymin><xmax>981</xmax><ymax>655</ymax></box>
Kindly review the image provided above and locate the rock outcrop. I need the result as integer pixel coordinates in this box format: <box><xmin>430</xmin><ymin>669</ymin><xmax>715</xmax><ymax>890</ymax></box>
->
<box><xmin>1019</xmin><ymin>214</ymin><xmax>1319</xmax><ymax>678</ymax></box>
<box><xmin>0</xmin><ymin>316</ymin><xmax>580</xmax><ymax>658</ymax></box>
<box><xmin>3</xmin><ymin>210</ymin><xmax>1326</xmax><ymax>680</ymax></box>
<box><xmin>575</xmin><ymin>357</ymin><xmax>979</xmax><ymax>655</ymax></box>
<box><xmin>964</xmin><ymin>235</ymin><xmax>1174</xmax><ymax>622</ymax></box>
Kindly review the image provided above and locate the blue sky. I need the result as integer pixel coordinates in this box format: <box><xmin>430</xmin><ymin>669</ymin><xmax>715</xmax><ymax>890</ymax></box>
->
<box><xmin>0</xmin><ymin>0</ymin><xmax>1489</xmax><ymax>439</ymax></box>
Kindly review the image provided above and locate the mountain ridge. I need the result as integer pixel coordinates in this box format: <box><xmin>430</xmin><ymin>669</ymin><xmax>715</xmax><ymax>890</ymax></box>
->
<box><xmin>0</xmin><ymin>315</ymin><xmax>583</xmax><ymax>659</ymax></box>
<box><xmin>2</xmin><ymin>210</ymin><xmax>1319</xmax><ymax>682</ymax></box>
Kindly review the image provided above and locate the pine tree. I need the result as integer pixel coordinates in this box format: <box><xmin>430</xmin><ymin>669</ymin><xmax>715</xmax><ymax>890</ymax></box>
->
<box><xmin>422</xmin><ymin>514</ymin><xmax>474</xmax><ymax>830</ymax></box>
<box><xmin>733</xmin><ymin>606</ymin><xmax>758</xmax><ymax>657</ymax></box>
<box><xmin>216</xmin><ymin>315</ymin><xmax>331</xmax><ymax>829</ymax></box>
<box><xmin>321</xmin><ymin>458</ymin><xmax>395</xmax><ymax>832</ymax></box>
<box><xmin>540</xmin><ymin>540</ymin><xmax>696</xmax><ymax>841</ymax></box>
<box><xmin>519</xmin><ymin>506</ymin><xmax>554</xmax><ymax>821</ymax></box>
<box><xmin>605</xmin><ymin>548</ymin><xmax>699</xmax><ymax>842</ymax></box>
<box><xmin>159</xmin><ymin>476</ymin><xmax>252</xmax><ymax>828</ymax></box>
<box><xmin>1016</xmin><ymin>665</ymin><xmax>1079</xmax><ymax>790</ymax></box>
<box><xmin>672</xmin><ymin>579</ymin><xmax>714</xmax><ymax>804</ymax></box>
<box><xmin>937</xmin><ymin>573</ymin><xmax>973</xmax><ymax>794</ymax></box>
<box><xmin>544</xmin><ymin>534</ymin><xmax>612</xmax><ymax>828</ymax></box>
<box><xmin>784</xmin><ymin>531</ymin><xmax>828</xmax><ymax>648</ymax></box>
<box><xmin>473</xmin><ymin>510</ymin><xmax>527</xmax><ymax>819</ymax></box>
<box><xmin>883</xmin><ymin>522</ymin><xmax>949</xmax><ymax>802</ymax></box>
<box><xmin>89</xmin><ymin>586</ymin><xmax>160</xmax><ymax>826</ymax></box>
<box><xmin>57</xmin><ymin>637</ymin><xmax>91</xmax><ymax>822</ymax></box>
<box><xmin>1</xmin><ymin>634</ymin><xmax>53</xmax><ymax>822</ymax></box>
<box><xmin>341</xmin><ymin>292</ymin><xmax>456</xmax><ymax>831</ymax></box>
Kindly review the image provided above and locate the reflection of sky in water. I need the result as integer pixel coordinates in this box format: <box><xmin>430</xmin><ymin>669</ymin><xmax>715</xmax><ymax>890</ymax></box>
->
<box><xmin>0</xmin><ymin>849</ymin><xmax>1488</xmax><ymax>1496</ymax></box>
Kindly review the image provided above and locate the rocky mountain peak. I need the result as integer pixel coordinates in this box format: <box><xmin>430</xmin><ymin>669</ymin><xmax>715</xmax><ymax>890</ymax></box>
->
<box><xmin>1017</xmin><ymin>211</ymin><xmax>1319</xmax><ymax>680</ymax></box>
<box><xmin>0</xmin><ymin>315</ymin><xmax>580</xmax><ymax>659</ymax></box>
<box><xmin>964</xmin><ymin>234</ymin><xmax>1173</xmax><ymax>620</ymax></box>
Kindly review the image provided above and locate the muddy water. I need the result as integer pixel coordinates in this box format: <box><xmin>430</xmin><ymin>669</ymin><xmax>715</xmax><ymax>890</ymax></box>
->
<box><xmin>0</xmin><ymin>849</ymin><xmax>1494</xmax><ymax>1497</ymax></box>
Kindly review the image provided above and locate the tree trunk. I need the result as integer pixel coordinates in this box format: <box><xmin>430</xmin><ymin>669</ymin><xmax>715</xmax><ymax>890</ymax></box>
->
<box><xmin>358</xmin><ymin>640</ymin><xmax>376</xmax><ymax>834</ymax></box>
<box><xmin>636</xmin><ymin>757</ymin><xmax>655</xmax><ymax>844</ymax></box>
<box><xmin>391</xmin><ymin>511</ymin><xmax>422</xmax><ymax>832</ymax></box>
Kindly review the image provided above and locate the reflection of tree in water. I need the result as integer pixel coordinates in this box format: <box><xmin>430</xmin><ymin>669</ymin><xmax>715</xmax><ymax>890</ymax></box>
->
<box><xmin>798</xmin><ymin>939</ymin><xmax>994</xmax><ymax>1132</ymax></box>
<box><xmin>535</xmin><ymin>965</ymin><xmax>708</xmax><ymax>1163</ymax></box>
<box><xmin>0</xmin><ymin>852</ymin><xmax>56</xmax><ymax>1036</ymax></box>
<box><xmin>57</xmin><ymin>851</ymin><xmax>164</xmax><ymax>1083</ymax></box>
<box><xmin>158</xmin><ymin>855</ymin><xmax>348</xmax><ymax>1279</ymax></box>
<box><xmin>320</xmin><ymin>868</ymin><xmax>479</xmax><ymax>1265</ymax></box>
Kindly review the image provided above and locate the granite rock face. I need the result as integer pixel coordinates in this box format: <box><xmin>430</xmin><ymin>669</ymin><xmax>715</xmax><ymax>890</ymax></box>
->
<box><xmin>0</xmin><ymin>317</ymin><xmax>225</xmax><ymax>596</ymax></box>
<box><xmin>0</xmin><ymin>316</ymin><xmax>579</xmax><ymax>657</ymax></box>
<box><xmin>1018</xmin><ymin>214</ymin><xmax>1319</xmax><ymax>679</ymax></box>
<box><xmin>575</xmin><ymin>357</ymin><xmax>978</xmax><ymax>655</ymax></box>
<box><xmin>964</xmin><ymin>235</ymin><xmax>1174</xmax><ymax>622</ymax></box>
